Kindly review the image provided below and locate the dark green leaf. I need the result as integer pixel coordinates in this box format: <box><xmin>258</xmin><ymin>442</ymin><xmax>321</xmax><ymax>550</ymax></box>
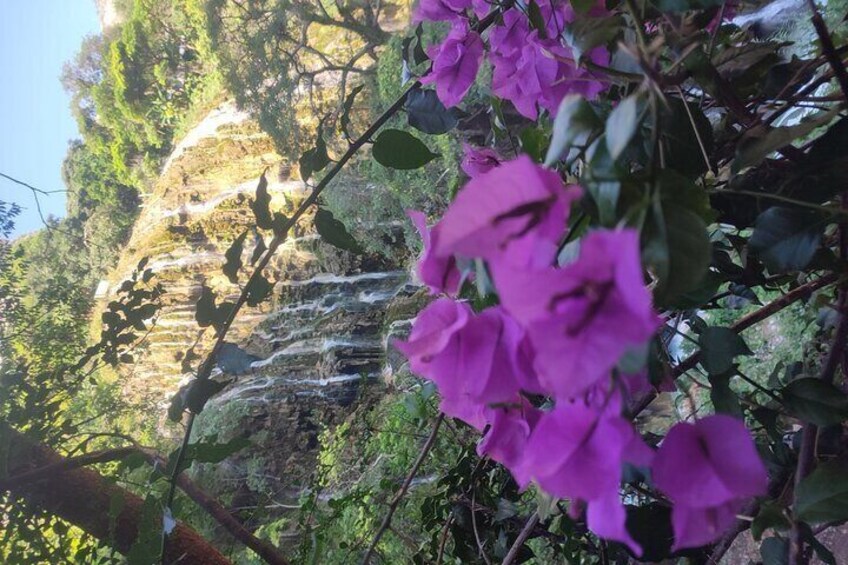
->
<box><xmin>250</xmin><ymin>232</ymin><xmax>266</xmax><ymax>265</ymax></box>
<box><xmin>223</xmin><ymin>230</ymin><xmax>248</xmax><ymax>284</ymax></box>
<box><xmin>654</xmin><ymin>0</ymin><xmax>722</xmax><ymax>12</ymax></box>
<box><xmin>795</xmin><ymin>461</ymin><xmax>848</xmax><ymax>523</ymax></box>
<box><xmin>733</xmin><ymin>108</ymin><xmax>840</xmax><ymax>173</ymax></box>
<box><xmin>250</xmin><ymin>173</ymin><xmax>273</xmax><ymax>230</ymax></box>
<box><xmin>564</xmin><ymin>15</ymin><xmax>624</xmax><ymax>60</ymax></box>
<box><xmin>168</xmin><ymin>435</ymin><xmax>251</xmax><ymax>475</ymax></box>
<box><xmin>545</xmin><ymin>94</ymin><xmax>602</xmax><ymax>166</ymax></box>
<box><xmin>709</xmin><ymin>372</ymin><xmax>742</xmax><ymax>416</ymax></box>
<box><xmin>660</xmin><ymin>98</ymin><xmax>714</xmax><ymax>178</ymax></box>
<box><xmin>195</xmin><ymin>285</ymin><xmax>219</xmax><ymax>329</ymax></box>
<box><xmin>299</xmin><ymin>118</ymin><xmax>331</xmax><ymax>181</ymax></box>
<box><xmin>519</xmin><ymin>127</ymin><xmax>548</xmax><ymax>162</ymax></box>
<box><xmin>372</xmin><ymin>129</ymin><xmax>438</xmax><ymax>170</ymax></box>
<box><xmin>752</xmin><ymin>503</ymin><xmax>790</xmax><ymax>541</ymax></box>
<box><xmin>749</xmin><ymin>207</ymin><xmax>825</xmax><ymax>273</ymax></box>
<box><xmin>184</xmin><ymin>378</ymin><xmax>228</xmax><ymax>415</ymax></box>
<box><xmin>622</xmin><ymin>503</ymin><xmax>674</xmax><ymax>562</ymax></box>
<box><xmin>314</xmin><ymin>208</ymin><xmax>363</xmax><ymax>253</ymax></box>
<box><xmin>527</xmin><ymin>0</ymin><xmax>547</xmax><ymax>39</ymax></box>
<box><xmin>606</xmin><ymin>94</ymin><xmax>641</xmax><ymax>159</ymax></box>
<box><xmin>760</xmin><ymin>536</ymin><xmax>789</xmax><ymax>565</ymax></box>
<box><xmin>405</xmin><ymin>88</ymin><xmax>458</xmax><ymax>135</ymax></box>
<box><xmin>699</xmin><ymin>327</ymin><xmax>752</xmax><ymax>375</ymax></box>
<box><xmin>587</xmin><ymin>181</ymin><xmax>620</xmax><ymax>226</ymax></box>
<box><xmin>649</xmin><ymin>204</ymin><xmax>712</xmax><ymax>304</ymax></box>
<box><xmin>800</xmin><ymin>523</ymin><xmax>836</xmax><ymax>565</ymax></box>
<box><xmin>781</xmin><ymin>378</ymin><xmax>848</xmax><ymax>426</ymax></box>
<box><xmin>245</xmin><ymin>274</ymin><xmax>273</xmax><ymax>307</ymax></box>
<box><xmin>340</xmin><ymin>84</ymin><xmax>365</xmax><ymax>139</ymax></box>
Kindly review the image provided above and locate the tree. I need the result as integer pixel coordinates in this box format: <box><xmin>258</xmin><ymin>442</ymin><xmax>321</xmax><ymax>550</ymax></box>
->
<box><xmin>203</xmin><ymin>0</ymin><xmax>393</xmax><ymax>154</ymax></box>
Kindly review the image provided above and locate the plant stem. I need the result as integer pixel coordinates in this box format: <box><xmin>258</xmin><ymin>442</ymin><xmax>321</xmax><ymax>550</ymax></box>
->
<box><xmin>502</xmin><ymin>512</ymin><xmax>539</xmax><ymax>565</ymax></box>
<box><xmin>361</xmin><ymin>413</ymin><xmax>444</xmax><ymax>564</ymax></box>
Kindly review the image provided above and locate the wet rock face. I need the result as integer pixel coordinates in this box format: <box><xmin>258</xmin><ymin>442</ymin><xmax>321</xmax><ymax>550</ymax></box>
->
<box><xmin>103</xmin><ymin>101</ymin><xmax>415</xmax><ymax>514</ymax></box>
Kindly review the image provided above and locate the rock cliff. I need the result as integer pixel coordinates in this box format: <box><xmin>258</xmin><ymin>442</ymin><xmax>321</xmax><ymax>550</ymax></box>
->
<box><xmin>102</xmin><ymin>100</ymin><xmax>422</xmax><ymax>525</ymax></box>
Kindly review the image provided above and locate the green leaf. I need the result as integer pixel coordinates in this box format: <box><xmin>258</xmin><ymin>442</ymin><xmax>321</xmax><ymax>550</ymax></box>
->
<box><xmin>167</xmin><ymin>434</ymin><xmax>251</xmax><ymax>475</ymax></box>
<box><xmin>749</xmin><ymin>207</ymin><xmax>825</xmax><ymax>273</ymax></box>
<box><xmin>544</xmin><ymin>94</ymin><xmax>602</xmax><ymax>166</ymax></box>
<box><xmin>340</xmin><ymin>84</ymin><xmax>365</xmax><ymax>139</ymax></box>
<box><xmin>733</xmin><ymin>108</ymin><xmax>840</xmax><ymax>173</ymax></box>
<box><xmin>587</xmin><ymin>181</ymin><xmax>620</xmax><ymax>226</ymax></box>
<box><xmin>698</xmin><ymin>327</ymin><xmax>752</xmax><ymax>375</ymax></box>
<box><xmin>223</xmin><ymin>230</ymin><xmax>248</xmax><ymax>284</ymax></box>
<box><xmin>709</xmin><ymin>372</ymin><xmax>742</xmax><ymax>416</ymax></box>
<box><xmin>606</xmin><ymin>94</ymin><xmax>641</xmax><ymax>160</ymax></box>
<box><xmin>622</xmin><ymin>504</ymin><xmax>673</xmax><ymax>562</ymax></box>
<box><xmin>195</xmin><ymin>285</ymin><xmax>220</xmax><ymax>329</ymax></box>
<box><xmin>660</xmin><ymin>98</ymin><xmax>714</xmax><ymax>178</ymax></box>
<box><xmin>520</xmin><ymin>127</ymin><xmax>548</xmax><ymax>162</ymax></box>
<box><xmin>372</xmin><ymin>129</ymin><xmax>438</xmax><ymax>170</ymax></box>
<box><xmin>760</xmin><ymin>536</ymin><xmax>789</xmax><ymax>565</ymax></box>
<box><xmin>654</xmin><ymin>0</ymin><xmax>723</xmax><ymax>12</ymax></box>
<box><xmin>648</xmin><ymin>203</ymin><xmax>713</xmax><ymax>305</ymax></box>
<box><xmin>564</xmin><ymin>15</ymin><xmax>624</xmax><ymax>60</ymax></box>
<box><xmin>299</xmin><ymin>118</ymin><xmax>331</xmax><ymax>181</ymax></box>
<box><xmin>752</xmin><ymin>503</ymin><xmax>790</xmax><ymax>541</ymax></box>
<box><xmin>314</xmin><ymin>208</ymin><xmax>363</xmax><ymax>253</ymax></box>
<box><xmin>250</xmin><ymin>173</ymin><xmax>273</xmax><ymax>230</ymax></box>
<box><xmin>800</xmin><ymin>523</ymin><xmax>836</xmax><ymax>565</ymax></box>
<box><xmin>245</xmin><ymin>274</ymin><xmax>273</xmax><ymax>307</ymax></box>
<box><xmin>250</xmin><ymin>232</ymin><xmax>266</xmax><ymax>265</ymax></box>
<box><xmin>795</xmin><ymin>461</ymin><xmax>848</xmax><ymax>523</ymax></box>
<box><xmin>184</xmin><ymin>378</ymin><xmax>228</xmax><ymax>415</ymax></box>
<box><xmin>527</xmin><ymin>0</ymin><xmax>548</xmax><ymax>39</ymax></box>
<box><xmin>781</xmin><ymin>378</ymin><xmax>848</xmax><ymax>426</ymax></box>
<box><xmin>405</xmin><ymin>87</ymin><xmax>458</xmax><ymax>135</ymax></box>
<box><xmin>194</xmin><ymin>286</ymin><xmax>232</xmax><ymax>333</ymax></box>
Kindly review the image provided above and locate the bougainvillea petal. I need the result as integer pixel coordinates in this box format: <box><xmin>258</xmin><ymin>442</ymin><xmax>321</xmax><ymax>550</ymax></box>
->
<box><xmin>461</xmin><ymin>143</ymin><xmax>502</xmax><ymax>177</ymax></box>
<box><xmin>434</xmin><ymin>155</ymin><xmax>581</xmax><ymax>269</ymax></box>
<box><xmin>420</xmin><ymin>24</ymin><xmax>484</xmax><ymax>107</ymax></box>
<box><xmin>407</xmin><ymin>210</ymin><xmax>462</xmax><ymax>295</ymax></box>
<box><xmin>413</xmin><ymin>0</ymin><xmax>471</xmax><ymax>23</ymax></box>
<box><xmin>670</xmin><ymin>501</ymin><xmax>741</xmax><ymax>551</ymax></box>
<box><xmin>495</xmin><ymin>229</ymin><xmax>661</xmax><ymax>399</ymax></box>
<box><xmin>587</xmin><ymin>492</ymin><xmax>642</xmax><ymax>556</ymax></box>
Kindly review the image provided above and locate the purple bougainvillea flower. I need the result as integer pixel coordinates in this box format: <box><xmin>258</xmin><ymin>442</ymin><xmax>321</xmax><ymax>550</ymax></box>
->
<box><xmin>414</xmin><ymin>0</ymin><xmax>471</xmax><ymax>22</ymax></box>
<box><xmin>494</xmin><ymin>229</ymin><xmax>661</xmax><ymax>399</ymax></box>
<box><xmin>408</xmin><ymin>210</ymin><xmax>462</xmax><ymax>295</ymax></box>
<box><xmin>395</xmin><ymin>302</ymin><xmax>540</xmax><ymax>429</ymax></box>
<box><xmin>421</xmin><ymin>23</ymin><xmax>484</xmax><ymax>107</ymax></box>
<box><xmin>477</xmin><ymin>400</ymin><xmax>543</xmax><ymax>469</ymax></box>
<box><xmin>653</xmin><ymin>415</ymin><xmax>768</xmax><ymax>550</ymax></box>
<box><xmin>433</xmin><ymin>155</ymin><xmax>582</xmax><ymax>269</ymax></box>
<box><xmin>486</xmin><ymin>1</ymin><xmax>609</xmax><ymax>118</ymax></box>
<box><xmin>488</xmin><ymin>9</ymin><xmax>530</xmax><ymax>58</ymax></box>
<box><xmin>514</xmin><ymin>397</ymin><xmax>653</xmax><ymax>555</ymax></box>
<box><xmin>461</xmin><ymin>143</ymin><xmax>502</xmax><ymax>177</ymax></box>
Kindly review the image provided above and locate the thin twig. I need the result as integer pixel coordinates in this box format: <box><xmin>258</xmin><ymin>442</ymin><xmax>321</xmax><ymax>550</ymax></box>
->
<box><xmin>502</xmin><ymin>512</ymin><xmax>539</xmax><ymax>565</ymax></box>
<box><xmin>471</xmin><ymin>485</ymin><xmax>493</xmax><ymax>565</ymax></box>
<box><xmin>628</xmin><ymin>273</ymin><xmax>838</xmax><ymax>418</ymax></box>
<box><xmin>361</xmin><ymin>414</ymin><xmax>444</xmax><ymax>564</ymax></box>
<box><xmin>789</xmin><ymin>193</ymin><xmax>848</xmax><ymax>565</ymax></box>
<box><xmin>805</xmin><ymin>0</ymin><xmax>848</xmax><ymax>102</ymax></box>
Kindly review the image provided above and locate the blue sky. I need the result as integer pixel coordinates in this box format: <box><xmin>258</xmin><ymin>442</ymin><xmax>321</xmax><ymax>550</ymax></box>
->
<box><xmin>0</xmin><ymin>1</ymin><xmax>100</xmax><ymax>237</ymax></box>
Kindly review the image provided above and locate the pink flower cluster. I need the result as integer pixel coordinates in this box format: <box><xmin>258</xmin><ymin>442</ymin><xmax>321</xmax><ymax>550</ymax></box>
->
<box><xmin>416</xmin><ymin>0</ymin><xmax>609</xmax><ymax>118</ymax></box>
<box><xmin>397</xmin><ymin>156</ymin><xmax>767</xmax><ymax>552</ymax></box>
